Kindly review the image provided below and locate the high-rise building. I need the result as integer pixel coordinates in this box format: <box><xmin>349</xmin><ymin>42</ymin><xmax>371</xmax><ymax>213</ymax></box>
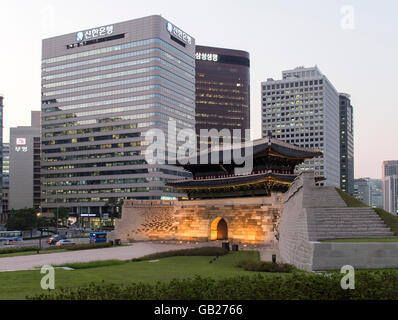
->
<box><xmin>0</xmin><ymin>95</ymin><xmax>3</xmax><ymax>220</ymax></box>
<box><xmin>382</xmin><ymin>160</ymin><xmax>398</xmax><ymax>179</ymax></box>
<box><xmin>1</xmin><ymin>143</ymin><xmax>9</xmax><ymax>222</ymax></box>
<box><xmin>384</xmin><ymin>176</ymin><xmax>398</xmax><ymax>214</ymax></box>
<box><xmin>354</xmin><ymin>177</ymin><xmax>383</xmax><ymax>209</ymax></box>
<box><xmin>339</xmin><ymin>93</ymin><xmax>354</xmax><ymax>194</ymax></box>
<box><xmin>195</xmin><ymin>46</ymin><xmax>250</xmax><ymax>148</ymax></box>
<box><xmin>261</xmin><ymin>66</ymin><xmax>340</xmax><ymax>186</ymax></box>
<box><xmin>9</xmin><ymin>112</ymin><xmax>41</xmax><ymax>210</ymax></box>
<box><xmin>41</xmin><ymin>16</ymin><xmax>195</xmax><ymax>219</ymax></box>
<box><xmin>382</xmin><ymin>161</ymin><xmax>398</xmax><ymax>214</ymax></box>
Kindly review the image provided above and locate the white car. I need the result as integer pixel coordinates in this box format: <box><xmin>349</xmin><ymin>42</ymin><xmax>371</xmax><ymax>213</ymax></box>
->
<box><xmin>55</xmin><ymin>239</ymin><xmax>76</xmax><ymax>246</ymax></box>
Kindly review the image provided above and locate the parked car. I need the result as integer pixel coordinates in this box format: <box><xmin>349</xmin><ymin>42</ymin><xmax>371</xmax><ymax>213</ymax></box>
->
<box><xmin>46</xmin><ymin>234</ymin><xmax>66</xmax><ymax>245</ymax></box>
<box><xmin>55</xmin><ymin>239</ymin><xmax>76</xmax><ymax>246</ymax></box>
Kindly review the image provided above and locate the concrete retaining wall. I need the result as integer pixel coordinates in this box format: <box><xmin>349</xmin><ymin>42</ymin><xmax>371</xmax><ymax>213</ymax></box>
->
<box><xmin>312</xmin><ymin>242</ymin><xmax>398</xmax><ymax>270</ymax></box>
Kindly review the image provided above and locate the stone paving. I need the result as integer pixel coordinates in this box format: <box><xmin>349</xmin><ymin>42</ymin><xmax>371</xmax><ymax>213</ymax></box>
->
<box><xmin>0</xmin><ymin>241</ymin><xmax>282</xmax><ymax>272</ymax></box>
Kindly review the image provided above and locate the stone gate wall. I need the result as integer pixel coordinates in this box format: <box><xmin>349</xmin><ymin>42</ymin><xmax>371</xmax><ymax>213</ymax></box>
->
<box><xmin>110</xmin><ymin>195</ymin><xmax>283</xmax><ymax>245</ymax></box>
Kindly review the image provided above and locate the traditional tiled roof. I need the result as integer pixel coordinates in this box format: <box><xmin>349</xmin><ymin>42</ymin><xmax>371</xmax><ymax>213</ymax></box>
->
<box><xmin>175</xmin><ymin>137</ymin><xmax>323</xmax><ymax>175</ymax></box>
<box><xmin>167</xmin><ymin>172</ymin><xmax>295</xmax><ymax>189</ymax></box>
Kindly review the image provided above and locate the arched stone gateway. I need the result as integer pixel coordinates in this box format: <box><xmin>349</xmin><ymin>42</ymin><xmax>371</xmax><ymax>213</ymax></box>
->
<box><xmin>210</xmin><ymin>217</ymin><xmax>228</xmax><ymax>241</ymax></box>
<box><xmin>110</xmin><ymin>196</ymin><xmax>283</xmax><ymax>244</ymax></box>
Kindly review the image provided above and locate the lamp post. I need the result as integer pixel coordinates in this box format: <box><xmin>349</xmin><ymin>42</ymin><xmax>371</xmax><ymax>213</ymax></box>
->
<box><xmin>36</xmin><ymin>212</ymin><xmax>42</xmax><ymax>252</ymax></box>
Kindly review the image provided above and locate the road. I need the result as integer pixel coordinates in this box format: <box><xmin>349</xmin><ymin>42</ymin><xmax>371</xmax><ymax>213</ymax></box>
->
<box><xmin>0</xmin><ymin>242</ymin><xmax>209</xmax><ymax>272</ymax></box>
<box><xmin>0</xmin><ymin>242</ymin><xmax>282</xmax><ymax>272</ymax></box>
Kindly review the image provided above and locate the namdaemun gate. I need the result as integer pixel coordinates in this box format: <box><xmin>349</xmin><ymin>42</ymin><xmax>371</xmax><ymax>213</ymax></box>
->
<box><xmin>112</xmin><ymin>137</ymin><xmax>322</xmax><ymax>245</ymax></box>
<box><xmin>111</xmin><ymin>137</ymin><xmax>398</xmax><ymax>271</ymax></box>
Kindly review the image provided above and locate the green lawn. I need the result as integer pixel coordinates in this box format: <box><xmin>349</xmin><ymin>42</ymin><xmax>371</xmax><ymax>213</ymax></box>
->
<box><xmin>0</xmin><ymin>251</ymin><xmax>273</xmax><ymax>300</ymax></box>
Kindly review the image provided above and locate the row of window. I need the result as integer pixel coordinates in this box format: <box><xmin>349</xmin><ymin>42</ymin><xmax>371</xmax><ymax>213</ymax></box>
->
<box><xmin>43</xmin><ymin>47</ymin><xmax>193</xmax><ymax>79</ymax></box>
<box><xmin>43</xmin><ymin>150</ymin><xmax>142</xmax><ymax>162</ymax></box>
<box><xmin>43</xmin><ymin>64</ymin><xmax>194</xmax><ymax>90</ymax></box>
<box><xmin>43</xmin><ymin>38</ymin><xmax>194</xmax><ymax>66</ymax></box>
<box><xmin>44</xmin><ymin>84</ymin><xmax>194</xmax><ymax>108</ymax></box>
<box><xmin>44</xmin><ymin>74</ymin><xmax>194</xmax><ymax>102</ymax></box>
<box><xmin>42</xmin><ymin>93</ymin><xmax>193</xmax><ymax>122</ymax></box>
<box><xmin>263</xmin><ymin>79</ymin><xmax>323</xmax><ymax>90</ymax></box>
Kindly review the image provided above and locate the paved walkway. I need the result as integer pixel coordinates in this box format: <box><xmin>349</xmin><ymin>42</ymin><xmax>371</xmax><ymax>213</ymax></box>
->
<box><xmin>0</xmin><ymin>241</ymin><xmax>282</xmax><ymax>272</ymax></box>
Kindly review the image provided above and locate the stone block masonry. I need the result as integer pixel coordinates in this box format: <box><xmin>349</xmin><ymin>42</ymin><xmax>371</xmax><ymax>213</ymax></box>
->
<box><xmin>110</xmin><ymin>195</ymin><xmax>283</xmax><ymax>245</ymax></box>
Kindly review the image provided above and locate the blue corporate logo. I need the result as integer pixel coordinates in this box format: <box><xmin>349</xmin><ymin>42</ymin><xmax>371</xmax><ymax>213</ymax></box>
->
<box><xmin>166</xmin><ymin>22</ymin><xmax>173</xmax><ymax>33</ymax></box>
<box><xmin>76</xmin><ymin>32</ymin><xmax>84</xmax><ymax>42</ymax></box>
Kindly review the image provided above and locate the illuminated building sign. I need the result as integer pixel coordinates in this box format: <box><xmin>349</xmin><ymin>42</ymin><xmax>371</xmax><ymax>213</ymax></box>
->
<box><xmin>16</xmin><ymin>138</ymin><xmax>26</xmax><ymax>145</ymax></box>
<box><xmin>196</xmin><ymin>52</ymin><xmax>219</xmax><ymax>62</ymax></box>
<box><xmin>76</xmin><ymin>25</ymin><xmax>114</xmax><ymax>42</ymax></box>
<box><xmin>166</xmin><ymin>22</ymin><xmax>192</xmax><ymax>45</ymax></box>
<box><xmin>15</xmin><ymin>138</ymin><xmax>28</xmax><ymax>152</ymax></box>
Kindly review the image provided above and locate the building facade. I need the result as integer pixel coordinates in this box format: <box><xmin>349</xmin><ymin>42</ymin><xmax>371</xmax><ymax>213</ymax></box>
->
<box><xmin>384</xmin><ymin>175</ymin><xmax>398</xmax><ymax>214</ymax></box>
<box><xmin>41</xmin><ymin>16</ymin><xmax>195</xmax><ymax>218</ymax></box>
<box><xmin>261</xmin><ymin>66</ymin><xmax>340</xmax><ymax>186</ymax></box>
<box><xmin>9</xmin><ymin>112</ymin><xmax>41</xmax><ymax>210</ymax></box>
<box><xmin>382</xmin><ymin>161</ymin><xmax>398</xmax><ymax>214</ymax></box>
<box><xmin>1</xmin><ymin>143</ymin><xmax>9</xmax><ymax>222</ymax></box>
<box><xmin>195</xmin><ymin>46</ymin><xmax>250</xmax><ymax>148</ymax></box>
<box><xmin>354</xmin><ymin>178</ymin><xmax>383</xmax><ymax>209</ymax></box>
<box><xmin>0</xmin><ymin>96</ymin><xmax>3</xmax><ymax>219</ymax></box>
<box><xmin>339</xmin><ymin>93</ymin><xmax>354</xmax><ymax>194</ymax></box>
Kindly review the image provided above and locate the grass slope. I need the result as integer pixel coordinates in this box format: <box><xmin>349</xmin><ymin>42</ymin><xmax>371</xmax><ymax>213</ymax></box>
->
<box><xmin>335</xmin><ymin>188</ymin><xmax>369</xmax><ymax>207</ymax></box>
<box><xmin>374</xmin><ymin>208</ymin><xmax>398</xmax><ymax>236</ymax></box>
<box><xmin>0</xmin><ymin>251</ymin><xmax>265</xmax><ymax>300</ymax></box>
<box><xmin>335</xmin><ymin>188</ymin><xmax>398</xmax><ymax>238</ymax></box>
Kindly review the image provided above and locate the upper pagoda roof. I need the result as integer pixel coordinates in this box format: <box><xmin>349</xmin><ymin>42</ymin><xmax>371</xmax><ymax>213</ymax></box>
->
<box><xmin>176</xmin><ymin>137</ymin><xmax>323</xmax><ymax>175</ymax></box>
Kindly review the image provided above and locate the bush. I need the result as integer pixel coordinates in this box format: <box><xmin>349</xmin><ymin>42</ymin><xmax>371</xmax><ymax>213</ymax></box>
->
<box><xmin>0</xmin><ymin>246</ymin><xmax>39</xmax><ymax>255</ymax></box>
<box><xmin>29</xmin><ymin>271</ymin><xmax>398</xmax><ymax>300</ymax></box>
<box><xmin>132</xmin><ymin>247</ymin><xmax>228</xmax><ymax>262</ymax></box>
<box><xmin>236</xmin><ymin>260</ymin><xmax>296</xmax><ymax>273</ymax></box>
<box><xmin>55</xmin><ymin>260</ymin><xmax>126</xmax><ymax>270</ymax></box>
<box><xmin>64</xmin><ymin>242</ymin><xmax>112</xmax><ymax>251</ymax></box>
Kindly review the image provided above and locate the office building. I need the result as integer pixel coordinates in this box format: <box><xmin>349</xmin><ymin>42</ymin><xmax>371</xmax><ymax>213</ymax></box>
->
<box><xmin>339</xmin><ymin>93</ymin><xmax>354</xmax><ymax>194</ymax></box>
<box><xmin>0</xmin><ymin>96</ymin><xmax>3</xmax><ymax>220</ymax></box>
<box><xmin>382</xmin><ymin>161</ymin><xmax>398</xmax><ymax>214</ymax></box>
<box><xmin>354</xmin><ymin>178</ymin><xmax>383</xmax><ymax>209</ymax></box>
<box><xmin>382</xmin><ymin>160</ymin><xmax>398</xmax><ymax>179</ymax></box>
<box><xmin>195</xmin><ymin>46</ymin><xmax>250</xmax><ymax>148</ymax></box>
<box><xmin>9</xmin><ymin>111</ymin><xmax>41</xmax><ymax>210</ymax></box>
<box><xmin>261</xmin><ymin>66</ymin><xmax>340</xmax><ymax>186</ymax></box>
<box><xmin>1</xmin><ymin>143</ymin><xmax>9</xmax><ymax>222</ymax></box>
<box><xmin>41</xmin><ymin>15</ymin><xmax>195</xmax><ymax>218</ymax></box>
<box><xmin>384</xmin><ymin>175</ymin><xmax>398</xmax><ymax>214</ymax></box>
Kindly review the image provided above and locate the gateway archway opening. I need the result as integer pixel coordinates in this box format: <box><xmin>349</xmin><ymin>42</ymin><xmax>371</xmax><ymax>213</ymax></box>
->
<box><xmin>210</xmin><ymin>217</ymin><xmax>228</xmax><ymax>241</ymax></box>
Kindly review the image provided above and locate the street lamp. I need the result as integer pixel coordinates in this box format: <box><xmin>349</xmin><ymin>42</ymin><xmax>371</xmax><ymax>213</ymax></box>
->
<box><xmin>36</xmin><ymin>212</ymin><xmax>42</xmax><ymax>252</ymax></box>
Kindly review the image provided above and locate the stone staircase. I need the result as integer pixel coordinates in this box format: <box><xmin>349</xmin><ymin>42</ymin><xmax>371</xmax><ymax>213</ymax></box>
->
<box><xmin>303</xmin><ymin>186</ymin><xmax>347</xmax><ymax>208</ymax></box>
<box><xmin>307</xmin><ymin>207</ymin><xmax>396</xmax><ymax>241</ymax></box>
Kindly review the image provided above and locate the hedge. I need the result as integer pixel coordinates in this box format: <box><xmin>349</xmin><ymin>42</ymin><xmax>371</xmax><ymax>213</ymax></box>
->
<box><xmin>236</xmin><ymin>260</ymin><xmax>296</xmax><ymax>273</ymax></box>
<box><xmin>132</xmin><ymin>247</ymin><xmax>228</xmax><ymax>262</ymax></box>
<box><xmin>63</xmin><ymin>242</ymin><xmax>112</xmax><ymax>251</ymax></box>
<box><xmin>30</xmin><ymin>271</ymin><xmax>398</xmax><ymax>300</ymax></box>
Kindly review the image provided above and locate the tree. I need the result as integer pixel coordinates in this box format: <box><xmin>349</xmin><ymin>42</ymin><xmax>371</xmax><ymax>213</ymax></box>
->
<box><xmin>104</xmin><ymin>198</ymin><xmax>123</xmax><ymax>229</ymax></box>
<box><xmin>6</xmin><ymin>208</ymin><xmax>38</xmax><ymax>237</ymax></box>
<box><xmin>56</xmin><ymin>207</ymin><xmax>69</xmax><ymax>228</ymax></box>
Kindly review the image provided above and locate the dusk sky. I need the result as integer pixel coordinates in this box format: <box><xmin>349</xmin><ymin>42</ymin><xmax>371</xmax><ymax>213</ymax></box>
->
<box><xmin>0</xmin><ymin>0</ymin><xmax>396</xmax><ymax>179</ymax></box>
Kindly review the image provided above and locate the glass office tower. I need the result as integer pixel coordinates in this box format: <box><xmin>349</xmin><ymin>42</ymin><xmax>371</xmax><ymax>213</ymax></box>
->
<box><xmin>41</xmin><ymin>16</ymin><xmax>195</xmax><ymax>218</ymax></box>
<box><xmin>195</xmin><ymin>46</ymin><xmax>250</xmax><ymax>148</ymax></box>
